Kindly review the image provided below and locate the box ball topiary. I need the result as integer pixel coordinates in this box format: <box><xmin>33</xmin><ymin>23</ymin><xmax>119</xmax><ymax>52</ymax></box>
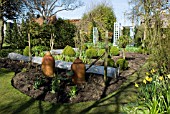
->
<box><xmin>110</xmin><ymin>46</ymin><xmax>119</xmax><ymax>56</ymax></box>
<box><xmin>23</xmin><ymin>46</ymin><xmax>29</xmax><ymax>56</ymax></box>
<box><xmin>62</xmin><ymin>45</ymin><xmax>76</xmax><ymax>57</ymax></box>
<box><xmin>85</xmin><ymin>48</ymin><xmax>98</xmax><ymax>58</ymax></box>
<box><xmin>107</xmin><ymin>58</ymin><xmax>115</xmax><ymax>67</ymax></box>
<box><xmin>98</xmin><ymin>49</ymin><xmax>105</xmax><ymax>56</ymax></box>
<box><xmin>116</xmin><ymin>59</ymin><xmax>128</xmax><ymax>70</ymax></box>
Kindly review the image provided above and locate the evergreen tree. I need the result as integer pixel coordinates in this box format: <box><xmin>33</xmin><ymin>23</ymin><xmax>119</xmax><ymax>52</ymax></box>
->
<box><xmin>4</xmin><ymin>22</ymin><xmax>12</xmax><ymax>45</ymax></box>
<box><xmin>5</xmin><ymin>20</ymin><xmax>25</xmax><ymax>49</ymax></box>
<box><xmin>20</xmin><ymin>19</ymin><xmax>28</xmax><ymax>48</ymax></box>
<box><xmin>0</xmin><ymin>0</ymin><xmax>23</xmax><ymax>49</ymax></box>
<box><xmin>11</xmin><ymin>20</ymin><xmax>20</xmax><ymax>48</ymax></box>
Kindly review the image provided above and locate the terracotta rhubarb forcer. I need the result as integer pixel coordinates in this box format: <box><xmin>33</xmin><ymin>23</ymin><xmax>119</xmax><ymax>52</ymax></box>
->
<box><xmin>41</xmin><ymin>51</ymin><xmax>55</xmax><ymax>77</ymax></box>
<box><xmin>71</xmin><ymin>57</ymin><xmax>86</xmax><ymax>84</ymax></box>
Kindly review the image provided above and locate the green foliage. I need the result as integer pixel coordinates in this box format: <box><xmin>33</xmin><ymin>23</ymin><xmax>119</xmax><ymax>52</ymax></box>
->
<box><xmin>4</xmin><ymin>22</ymin><xmax>12</xmax><ymax>45</ymax></box>
<box><xmin>28</xmin><ymin>22</ymin><xmax>50</xmax><ymax>47</ymax></box>
<box><xmin>62</xmin><ymin>45</ymin><xmax>76</xmax><ymax>57</ymax></box>
<box><xmin>96</xmin><ymin>42</ymin><xmax>106</xmax><ymax>49</ymax></box>
<box><xmin>134</xmin><ymin>25</ymin><xmax>144</xmax><ymax>47</ymax></box>
<box><xmin>90</xmin><ymin>25</ymin><xmax>94</xmax><ymax>42</ymax></box>
<box><xmin>33</xmin><ymin>76</ymin><xmax>45</xmax><ymax>89</ymax></box>
<box><xmin>54</xmin><ymin>55</ymin><xmax>65</xmax><ymax>61</ymax></box>
<box><xmin>116</xmin><ymin>59</ymin><xmax>128</xmax><ymax>70</ymax></box>
<box><xmin>54</xmin><ymin>18</ymin><xmax>76</xmax><ymax>48</ymax></box>
<box><xmin>69</xmin><ymin>86</ymin><xmax>78</xmax><ymax>98</ymax></box>
<box><xmin>20</xmin><ymin>19</ymin><xmax>29</xmax><ymax>46</ymax></box>
<box><xmin>149</xmin><ymin>28</ymin><xmax>170</xmax><ymax>72</ymax></box>
<box><xmin>82</xmin><ymin>3</ymin><xmax>116</xmax><ymax>41</ymax></box>
<box><xmin>85</xmin><ymin>48</ymin><xmax>98</xmax><ymax>58</ymax></box>
<box><xmin>117</xmin><ymin>35</ymin><xmax>132</xmax><ymax>48</ymax></box>
<box><xmin>32</xmin><ymin>46</ymin><xmax>49</xmax><ymax>56</ymax></box>
<box><xmin>0</xmin><ymin>49</ymin><xmax>23</xmax><ymax>57</ymax></box>
<box><xmin>98</xmin><ymin>49</ymin><xmax>105</xmax><ymax>56</ymax></box>
<box><xmin>125</xmin><ymin>46</ymin><xmax>143</xmax><ymax>53</ymax></box>
<box><xmin>134</xmin><ymin>67</ymin><xmax>170</xmax><ymax>113</ymax></box>
<box><xmin>80</xmin><ymin>45</ymin><xmax>88</xmax><ymax>51</ymax></box>
<box><xmin>51</xmin><ymin>76</ymin><xmax>60</xmax><ymax>93</ymax></box>
<box><xmin>39</xmin><ymin>51</ymin><xmax>45</xmax><ymax>57</ymax></box>
<box><xmin>122</xmin><ymin>27</ymin><xmax>130</xmax><ymax>36</ymax></box>
<box><xmin>0</xmin><ymin>49</ymin><xmax>14</xmax><ymax>57</ymax></box>
<box><xmin>107</xmin><ymin>58</ymin><xmax>115</xmax><ymax>67</ymax></box>
<box><xmin>5</xmin><ymin>20</ymin><xmax>26</xmax><ymax>49</ymax></box>
<box><xmin>4</xmin><ymin>18</ymin><xmax>76</xmax><ymax>52</ymax></box>
<box><xmin>21</xmin><ymin>68</ymin><xmax>28</xmax><ymax>72</ymax></box>
<box><xmin>23</xmin><ymin>46</ymin><xmax>29</xmax><ymax>56</ymax></box>
<box><xmin>110</xmin><ymin>46</ymin><xmax>119</xmax><ymax>56</ymax></box>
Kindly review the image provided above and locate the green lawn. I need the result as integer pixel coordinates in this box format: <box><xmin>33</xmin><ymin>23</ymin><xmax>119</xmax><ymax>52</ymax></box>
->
<box><xmin>0</xmin><ymin>65</ymin><xmax>147</xmax><ymax>114</ymax></box>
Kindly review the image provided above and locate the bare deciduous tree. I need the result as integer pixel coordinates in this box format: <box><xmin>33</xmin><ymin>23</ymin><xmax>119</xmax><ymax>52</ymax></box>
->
<box><xmin>22</xmin><ymin>0</ymin><xmax>84</xmax><ymax>20</ymax></box>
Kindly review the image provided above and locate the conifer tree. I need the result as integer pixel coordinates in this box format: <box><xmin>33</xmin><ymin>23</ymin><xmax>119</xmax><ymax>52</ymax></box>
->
<box><xmin>4</xmin><ymin>22</ymin><xmax>12</xmax><ymax>45</ymax></box>
<box><xmin>20</xmin><ymin>19</ymin><xmax>28</xmax><ymax>48</ymax></box>
<box><xmin>11</xmin><ymin>20</ymin><xmax>20</xmax><ymax>48</ymax></box>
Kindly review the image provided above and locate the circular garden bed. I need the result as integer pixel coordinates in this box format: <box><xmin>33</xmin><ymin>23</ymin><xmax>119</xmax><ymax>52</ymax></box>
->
<box><xmin>0</xmin><ymin>52</ymin><xmax>148</xmax><ymax>104</ymax></box>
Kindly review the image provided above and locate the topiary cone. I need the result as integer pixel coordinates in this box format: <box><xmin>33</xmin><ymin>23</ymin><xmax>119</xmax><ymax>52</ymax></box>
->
<box><xmin>41</xmin><ymin>51</ymin><xmax>55</xmax><ymax>77</ymax></box>
<box><xmin>71</xmin><ymin>57</ymin><xmax>86</xmax><ymax>84</ymax></box>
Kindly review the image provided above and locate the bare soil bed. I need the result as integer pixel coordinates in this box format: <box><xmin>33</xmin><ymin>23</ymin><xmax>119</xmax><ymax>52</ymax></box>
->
<box><xmin>0</xmin><ymin>52</ymin><xmax>148</xmax><ymax>104</ymax></box>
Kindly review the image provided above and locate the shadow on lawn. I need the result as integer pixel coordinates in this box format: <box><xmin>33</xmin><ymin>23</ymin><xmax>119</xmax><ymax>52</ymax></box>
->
<box><xmin>12</xmin><ymin>98</ymin><xmax>36</xmax><ymax>114</ymax></box>
<box><xmin>0</xmin><ymin>68</ymin><xmax>12</xmax><ymax>75</ymax></box>
<box><xmin>78</xmin><ymin>69</ymin><xmax>143</xmax><ymax>114</ymax></box>
<box><xmin>78</xmin><ymin>82</ymin><xmax>135</xmax><ymax>114</ymax></box>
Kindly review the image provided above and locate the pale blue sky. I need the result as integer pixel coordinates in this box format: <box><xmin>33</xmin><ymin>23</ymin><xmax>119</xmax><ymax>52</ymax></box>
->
<box><xmin>57</xmin><ymin>0</ymin><xmax>132</xmax><ymax>26</ymax></box>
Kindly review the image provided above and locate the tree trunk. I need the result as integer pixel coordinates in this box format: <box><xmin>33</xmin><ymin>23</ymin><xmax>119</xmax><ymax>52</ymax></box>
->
<box><xmin>28</xmin><ymin>32</ymin><xmax>31</xmax><ymax>61</ymax></box>
<box><xmin>104</xmin><ymin>30</ymin><xmax>108</xmax><ymax>85</ymax></box>
<box><xmin>122</xmin><ymin>48</ymin><xmax>126</xmax><ymax>59</ymax></box>
<box><xmin>0</xmin><ymin>1</ymin><xmax>4</xmax><ymax>50</ymax></box>
<box><xmin>50</xmin><ymin>33</ymin><xmax>54</xmax><ymax>51</ymax></box>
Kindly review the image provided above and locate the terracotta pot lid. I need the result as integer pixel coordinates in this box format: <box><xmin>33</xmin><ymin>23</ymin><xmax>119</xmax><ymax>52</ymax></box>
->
<box><xmin>45</xmin><ymin>51</ymin><xmax>51</xmax><ymax>56</ymax></box>
<box><xmin>73</xmin><ymin>57</ymin><xmax>83</xmax><ymax>64</ymax></box>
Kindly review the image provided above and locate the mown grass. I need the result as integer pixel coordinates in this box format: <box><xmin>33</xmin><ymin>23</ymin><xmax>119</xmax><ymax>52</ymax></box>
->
<box><xmin>0</xmin><ymin>62</ymin><xmax>148</xmax><ymax>114</ymax></box>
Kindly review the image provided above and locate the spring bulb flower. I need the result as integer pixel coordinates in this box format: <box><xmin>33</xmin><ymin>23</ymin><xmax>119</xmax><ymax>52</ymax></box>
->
<box><xmin>167</xmin><ymin>74</ymin><xmax>170</xmax><ymax>79</ymax></box>
<box><xmin>159</xmin><ymin>76</ymin><xmax>163</xmax><ymax>81</ymax></box>
<box><xmin>143</xmin><ymin>79</ymin><xmax>147</xmax><ymax>84</ymax></box>
<box><xmin>146</xmin><ymin>76</ymin><xmax>152</xmax><ymax>82</ymax></box>
<box><xmin>135</xmin><ymin>83</ymin><xmax>139</xmax><ymax>87</ymax></box>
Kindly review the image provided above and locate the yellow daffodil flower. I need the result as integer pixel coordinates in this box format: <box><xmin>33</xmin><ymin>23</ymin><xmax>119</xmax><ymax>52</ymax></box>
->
<box><xmin>146</xmin><ymin>72</ymin><xmax>150</xmax><ymax>76</ymax></box>
<box><xmin>135</xmin><ymin>83</ymin><xmax>139</xmax><ymax>87</ymax></box>
<box><xmin>159</xmin><ymin>76</ymin><xmax>163</xmax><ymax>81</ymax></box>
<box><xmin>146</xmin><ymin>76</ymin><xmax>152</xmax><ymax>82</ymax></box>
<box><xmin>145</xmin><ymin>76</ymin><xmax>149</xmax><ymax>81</ymax></box>
<box><xmin>150</xmin><ymin>69</ymin><xmax>155</xmax><ymax>74</ymax></box>
<box><xmin>167</xmin><ymin>74</ymin><xmax>170</xmax><ymax>79</ymax></box>
<box><xmin>143</xmin><ymin>79</ymin><xmax>147</xmax><ymax>84</ymax></box>
<box><xmin>148</xmin><ymin>77</ymin><xmax>152</xmax><ymax>82</ymax></box>
<box><xmin>153</xmin><ymin>69</ymin><xmax>155</xmax><ymax>72</ymax></box>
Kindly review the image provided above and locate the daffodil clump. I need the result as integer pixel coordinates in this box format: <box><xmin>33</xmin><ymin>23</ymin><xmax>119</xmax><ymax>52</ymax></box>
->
<box><xmin>135</xmin><ymin>68</ymin><xmax>170</xmax><ymax>113</ymax></box>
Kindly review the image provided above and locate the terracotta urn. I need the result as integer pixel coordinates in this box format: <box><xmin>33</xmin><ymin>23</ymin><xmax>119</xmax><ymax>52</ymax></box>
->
<box><xmin>71</xmin><ymin>57</ymin><xmax>86</xmax><ymax>84</ymax></box>
<box><xmin>41</xmin><ymin>51</ymin><xmax>55</xmax><ymax>77</ymax></box>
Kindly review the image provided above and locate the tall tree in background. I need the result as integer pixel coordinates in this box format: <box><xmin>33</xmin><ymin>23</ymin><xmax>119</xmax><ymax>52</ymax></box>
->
<box><xmin>129</xmin><ymin>0</ymin><xmax>170</xmax><ymax>71</ymax></box>
<box><xmin>81</xmin><ymin>3</ymin><xmax>116</xmax><ymax>41</ymax></box>
<box><xmin>128</xmin><ymin>0</ymin><xmax>169</xmax><ymax>49</ymax></box>
<box><xmin>22</xmin><ymin>0</ymin><xmax>84</xmax><ymax>20</ymax></box>
<box><xmin>0</xmin><ymin>0</ymin><xmax>22</xmax><ymax>50</ymax></box>
<box><xmin>5</xmin><ymin>20</ymin><xmax>21</xmax><ymax>49</ymax></box>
